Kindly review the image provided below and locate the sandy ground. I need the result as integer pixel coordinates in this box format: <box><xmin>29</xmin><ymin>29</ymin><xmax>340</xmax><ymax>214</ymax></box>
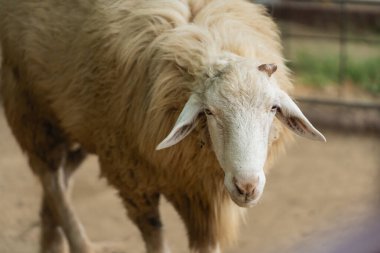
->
<box><xmin>0</xmin><ymin>109</ymin><xmax>379</xmax><ymax>253</ymax></box>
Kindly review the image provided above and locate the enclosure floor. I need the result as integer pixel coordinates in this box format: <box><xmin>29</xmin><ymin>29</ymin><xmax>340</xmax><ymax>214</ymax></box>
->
<box><xmin>0</xmin><ymin>109</ymin><xmax>379</xmax><ymax>253</ymax></box>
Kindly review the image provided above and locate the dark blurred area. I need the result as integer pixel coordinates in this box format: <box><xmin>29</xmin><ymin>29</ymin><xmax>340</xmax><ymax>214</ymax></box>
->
<box><xmin>265</xmin><ymin>0</ymin><xmax>380</xmax><ymax>31</ymax></box>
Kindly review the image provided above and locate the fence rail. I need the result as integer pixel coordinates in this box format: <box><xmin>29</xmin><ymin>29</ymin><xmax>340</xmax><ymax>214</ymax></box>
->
<box><xmin>257</xmin><ymin>0</ymin><xmax>380</xmax><ymax>5</ymax></box>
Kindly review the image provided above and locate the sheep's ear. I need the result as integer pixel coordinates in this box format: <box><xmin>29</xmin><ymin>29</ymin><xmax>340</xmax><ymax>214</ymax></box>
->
<box><xmin>156</xmin><ymin>95</ymin><xmax>202</xmax><ymax>150</ymax></box>
<box><xmin>276</xmin><ymin>91</ymin><xmax>326</xmax><ymax>142</ymax></box>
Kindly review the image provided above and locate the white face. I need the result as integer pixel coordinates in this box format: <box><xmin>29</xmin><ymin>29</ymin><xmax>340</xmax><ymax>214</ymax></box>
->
<box><xmin>157</xmin><ymin>60</ymin><xmax>325</xmax><ymax>208</ymax></box>
<box><xmin>202</xmin><ymin>62</ymin><xmax>278</xmax><ymax>207</ymax></box>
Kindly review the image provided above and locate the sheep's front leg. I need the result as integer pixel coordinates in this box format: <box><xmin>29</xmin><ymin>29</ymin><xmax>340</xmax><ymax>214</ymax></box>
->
<box><xmin>167</xmin><ymin>193</ymin><xmax>221</xmax><ymax>253</ymax></box>
<box><xmin>30</xmin><ymin>156</ymin><xmax>93</xmax><ymax>253</ymax></box>
<box><xmin>40</xmin><ymin>193</ymin><xmax>67</xmax><ymax>253</ymax></box>
<box><xmin>120</xmin><ymin>191</ymin><xmax>169</xmax><ymax>253</ymax></box>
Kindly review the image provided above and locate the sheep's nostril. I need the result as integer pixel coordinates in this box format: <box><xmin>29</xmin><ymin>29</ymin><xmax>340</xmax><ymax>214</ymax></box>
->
<box><xmin>233</xmin><ymin>177</ymin><xmax>256</xmax><ymax>197</ymax></box>
<box><xmin>235</xmin><ymin>183</ymin><xmax>245</xmax><ymax>195</ymax></box>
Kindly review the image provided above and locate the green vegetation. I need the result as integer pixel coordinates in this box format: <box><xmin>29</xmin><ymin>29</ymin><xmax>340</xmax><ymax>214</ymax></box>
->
<box><xmin>289</xmin><ymin>51</ymin><xmax>380</xmax><ymax>93</ymax></box>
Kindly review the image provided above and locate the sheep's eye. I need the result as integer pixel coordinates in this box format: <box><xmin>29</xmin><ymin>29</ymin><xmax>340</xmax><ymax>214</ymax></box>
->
<box><xmin>204</xmin><ymin>109</ymin><xmax>213</xmax><ymax>116</ymax></box>
<box><xmin>271</xmin><ymin>105</ymin><xmax>279</xmax><ymax>112</ymax></box>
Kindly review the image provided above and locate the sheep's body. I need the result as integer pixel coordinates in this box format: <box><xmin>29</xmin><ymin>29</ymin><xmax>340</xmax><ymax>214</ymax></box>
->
<box><xmin>0</xmin><ymin>0</ymin><xmax>293</xmax><ymax>252</ymax></box>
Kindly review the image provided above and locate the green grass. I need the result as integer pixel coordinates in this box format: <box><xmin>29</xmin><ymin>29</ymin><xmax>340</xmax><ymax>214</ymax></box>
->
<box><xmin>289</xmin><ymin>51</ymin><xmax>380</xmax><ymax>93</ymax></box>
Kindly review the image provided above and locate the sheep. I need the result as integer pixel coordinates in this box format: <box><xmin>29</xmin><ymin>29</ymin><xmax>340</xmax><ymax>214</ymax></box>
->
<box><xmin>0</xmin><ymin>0</ymin><xmax>325</xmax><ymax>253</ymax></box>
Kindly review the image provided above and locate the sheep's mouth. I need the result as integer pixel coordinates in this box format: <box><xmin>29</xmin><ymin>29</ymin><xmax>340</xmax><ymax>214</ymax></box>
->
<box><xmin>228</xmin><ymin>191</ymin><xmax>261</xmax><ymax>208</ymax></box>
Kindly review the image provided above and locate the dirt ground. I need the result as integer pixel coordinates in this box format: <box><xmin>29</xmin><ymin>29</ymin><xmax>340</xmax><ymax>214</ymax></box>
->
<box><xmin>0</xmin><ymin>109</ymin><xmax>379</xmax><ymax>253</ymax></box>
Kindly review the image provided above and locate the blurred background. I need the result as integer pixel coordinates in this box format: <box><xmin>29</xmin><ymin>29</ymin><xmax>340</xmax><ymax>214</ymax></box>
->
<box><xmin>0</xmin><ymin>1</ymin><xmax>379</xmax><ymax>253</ymax></box>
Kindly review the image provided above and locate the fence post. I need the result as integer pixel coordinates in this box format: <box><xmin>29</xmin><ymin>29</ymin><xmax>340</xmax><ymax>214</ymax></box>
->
<box><xmin>339</xmin><ymin>1</ymin><xmax>347</xmax><ymax>85</ymax></box>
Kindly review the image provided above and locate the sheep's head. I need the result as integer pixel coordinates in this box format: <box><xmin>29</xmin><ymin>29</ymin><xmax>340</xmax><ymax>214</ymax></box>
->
<box><xmin>156</xmin><ymin>57</ymin><xmax>325</xmax><ymax>207</ymax></box>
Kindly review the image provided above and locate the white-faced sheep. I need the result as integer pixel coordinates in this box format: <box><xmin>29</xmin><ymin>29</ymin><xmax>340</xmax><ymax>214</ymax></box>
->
<box><xmin>0</xmin><ymin>0</ymin><xmax>325</xmax><ymax>253</ymax></box>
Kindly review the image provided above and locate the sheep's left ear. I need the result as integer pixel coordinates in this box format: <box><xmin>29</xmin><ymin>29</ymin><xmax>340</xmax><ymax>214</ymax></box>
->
<box><xmin>276</xmin><ymin>90</ymin><xmax>326</xmax><ymax>142</ymax></box>
<box><xmin>156</xmin><ymin>95</ymin><xmax>202</xmax><ymax>150</ymax></box>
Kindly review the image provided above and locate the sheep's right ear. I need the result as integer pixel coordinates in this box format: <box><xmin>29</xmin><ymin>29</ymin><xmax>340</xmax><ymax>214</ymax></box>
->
<box><xmin>156</xmin><ymin>95</ymin><xmax>202</xmax><ymax>150</ymax></box>
<box><xmin>276</xmin><ymin>90</ymin><xmax>326</xmax><ymax>142</ymax></box>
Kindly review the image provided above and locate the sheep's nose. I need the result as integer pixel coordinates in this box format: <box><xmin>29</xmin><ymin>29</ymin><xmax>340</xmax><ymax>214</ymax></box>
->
<box><xmin>233</xmin><ymin>176</ymin><xmax>257</xmax><ymax>198</ymax></box>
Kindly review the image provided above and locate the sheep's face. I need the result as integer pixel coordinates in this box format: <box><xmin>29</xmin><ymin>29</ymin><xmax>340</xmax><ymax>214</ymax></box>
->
<box><xmin>157</xmin><ymin>60</ymin><xmax>325</xmax><ymax>208</ymax></box>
